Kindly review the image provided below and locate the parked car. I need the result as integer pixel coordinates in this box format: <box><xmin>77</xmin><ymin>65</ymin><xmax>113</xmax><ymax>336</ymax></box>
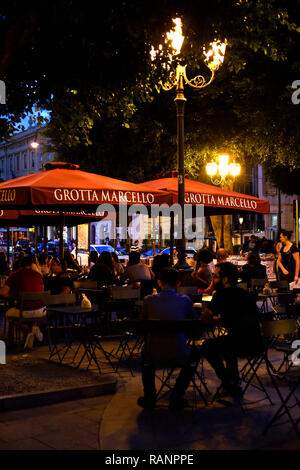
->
<box><xmin>77</xmin><ymin>244</ymin><xmax>129</xmax><ymax>266</ymax></box>
<box><xmin>160</xmin><ymin>246</ymin><xmax>197</xmax><ymax>259</ymax></box>
<box><xmin>140</xmin><ymin>248</ymin><xmax>160</xmax><ymax>258</ymax></box>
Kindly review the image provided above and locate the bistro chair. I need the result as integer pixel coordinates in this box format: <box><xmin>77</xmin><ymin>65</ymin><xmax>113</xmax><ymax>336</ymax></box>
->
<box><xmin>260</xmin><ymin>319</ymin><xmax>300</xmax><ymax>437</ymax></box>
<box><xmin>142</xmin><ymin>319</ymin><xmax>210</xmax><ymax>408</ymax></box>
<box><xmin>178</xmin><ymin>286</ymin><xmax>202</xmax><ymax>303</ymax></box>
<box><xmin>240</xmin><ymin>320</ymin><xmax>298</xmax><ymax>408</ymax></box>
<box><xmin>73</xmin><ymin>280</ymin><xmax>98</xmax><ymax>290</ymax></box>
<box><xmin>109</xmin><ymin>285</ymin><xmax>141</xmax><ymax>301</ymax></box>
<box><xmin>92</xmin><ymin>300</ymin><xmax>141</xmax><ymax>375</ymax></box>
<box><xmin>46</xmin><ymin>293</ymin><xmax>82</xmax><ymax>365</ymax></box>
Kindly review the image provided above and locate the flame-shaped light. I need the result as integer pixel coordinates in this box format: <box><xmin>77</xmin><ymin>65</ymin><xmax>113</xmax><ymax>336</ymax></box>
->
<box><xmin>166</xmin><ymin>18</ymin><xmax>184</xmax><ymax>55</ymax></box>
<box><xmin>204</xmin><ymin>40</ymin><xmax>227</xmax><ymax>71</ymax></box>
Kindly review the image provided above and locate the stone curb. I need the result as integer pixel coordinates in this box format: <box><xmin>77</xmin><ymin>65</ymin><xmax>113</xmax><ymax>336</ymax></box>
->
<box><xmin>0</xmin><ymin>378</ymin><xmax>118</xmax><ymax>412</ymax></box>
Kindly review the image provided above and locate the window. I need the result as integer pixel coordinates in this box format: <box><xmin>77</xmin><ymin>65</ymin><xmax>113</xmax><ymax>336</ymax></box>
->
<box><xmin>271</xmin><ymin>215</ymin><xmax>277</xmax><ymax>227</ymax></box>
<box><xmin>47</xmin><ymin>152</ymin><xmax>52</xmax><ymax>161</ymax></box>
<box><xmin>16</xmin><ymin>154</ymin><xmax>20</xmax><ymax>171</ymax></box>
<box><xmin>39</xmin><ymin>151</ymin><xmax>43</xmax><ymax>163</ymax></box>
<box><xmin>31</xmin><ymin>152</ymin><xmax>35</xmax><ymax>168</ymax></box>
<box><xmin>24</xmin><ymin>153</ymin><xmax>28</xmax><ymax>169</ymax></box>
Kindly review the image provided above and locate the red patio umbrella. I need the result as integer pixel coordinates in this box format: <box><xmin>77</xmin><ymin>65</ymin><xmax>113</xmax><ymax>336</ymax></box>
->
<box><xmin>140</xmin><ymin>177</ymin><xmax>270</xmax><ymax>215</ymax></box>
<box><xmin>0</xmin><ymin>162</ymin><xmax>171</xmax><ymax>210</ymax></box>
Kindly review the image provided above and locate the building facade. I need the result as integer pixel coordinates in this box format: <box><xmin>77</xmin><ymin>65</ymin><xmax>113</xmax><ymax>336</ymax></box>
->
<box><xmin>0</xmin><ymin>123</ymin><xmax>56</xmax><ymax>181</ymax></box>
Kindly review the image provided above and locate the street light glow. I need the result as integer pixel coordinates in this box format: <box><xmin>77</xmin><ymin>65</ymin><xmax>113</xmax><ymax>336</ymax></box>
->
<box><xmin>30</xmin><ymin>141</ymin><xmax>39</xmax><ymax>149</ymax></box>
<box><xmin>203</xmin><ymin>40</ymin><xmax>227</xmax><ymax>71</ymax></box>
<box><xmin>205</xmin><ymin>154</ymin><xmax>241</xmax><ymax>185</ymax></box>
<box><xmin>166</xmin><ymin>18</ymin><xmax>184</xmax><ymax>55</ymax></box>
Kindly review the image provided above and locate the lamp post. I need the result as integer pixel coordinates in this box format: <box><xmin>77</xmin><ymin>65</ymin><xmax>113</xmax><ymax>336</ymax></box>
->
<box><xmin>152</xmin><ymin>19</ymin><xmax>226</xmax><ymax>268</ymax></box>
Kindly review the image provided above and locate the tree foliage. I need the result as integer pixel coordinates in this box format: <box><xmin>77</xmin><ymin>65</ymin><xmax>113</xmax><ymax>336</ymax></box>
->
<box><xmin>0</xmin><ymin>0</ymin><xmax>299</xmax><ymax>187</ymax></box>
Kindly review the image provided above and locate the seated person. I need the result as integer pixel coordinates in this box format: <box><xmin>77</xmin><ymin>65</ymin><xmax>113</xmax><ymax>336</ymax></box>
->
<box><xmin>200</xmin><ymin>262</ymin><xmax>264</xmax><ymax>397</ymax></box>
<box><xmin>240</xmin><ymin>235</ymin><xmax>258</xmax><ymax>255</ymax></box>
<box><xmin>138</xmin><ymin>268</ymin><xmax>199</xmax><ymax>410</ymax></box>
<box><xmin>88</xmin><ymin>250</ymin><xmax>99</xmax><ymax>268</ymax></box>
<box><xmin>44</xmin><ymin>257</ymin><xmax>74</xmax><ymax>295</ymax></box>
<box><xmin>0</xmin><ymin>255</ymin><xmax>46</xmax><ymax>348</ymax></box>
<box><xmin>151</xmin><ymin>253</ymin><xmax>171</xmax><ymax>292</ymax></box>
<box><xmin>192</xmin><ymin>249</ymin><xmax>213</xmax><ymax>293</ymax></box>
<box><xmin>240</xmin><ymin>253</ymin><xmax>267</xmax><ymax>288</ymax></box>
<box><xmin>88</xmin><ymin>251</ymin><xmax>117</xmax><ymax>287</ymax></box>
<box><xmin>38</xmin><ymin>254</ymin><xmax>51</xmax><ymax>276</ymax></box>
<box><xmin>122</xmin><ymin>251</ymin><xmax>155</xmax><ymax>283</ymax></box>
<box><xmin>64</xmin><ymin>248</ymin><xmax>82</xmax><ymax>273</ymax></box>
<box><xmin>12</xmin><ymin>251</ymin><xmax>26</xmax><ymax>271</ymax></box>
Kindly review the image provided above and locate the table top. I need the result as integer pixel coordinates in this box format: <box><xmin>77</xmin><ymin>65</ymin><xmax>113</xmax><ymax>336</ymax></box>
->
<box><xmin>48</xmin><ymin>304</ymin><xmax>99</xmax><ymax>314</ymax></box>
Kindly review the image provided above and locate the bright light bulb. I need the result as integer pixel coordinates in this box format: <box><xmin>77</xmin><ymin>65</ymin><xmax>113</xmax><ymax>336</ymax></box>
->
<box><xmin>239</xmin><ymin>217</ymin><xmax>244</xmax><ymax>225</ymax></box>
<box><xmin>30</xmin><ymin>141</ymin><xmax>39</xmax><ymax>149</ymax></box>
<box><xmin>218</xmin><ymin>154</ymin><xmax>229</xmax><ymax>166</ymax></box>
<box><xmin>218</xmin><ymin>164</ymin><xmax>229</xmax><ymax>177</ymax></box>
<box><xmin>166</xmin><ymin>18</ymin><xmax>184</xmax><ymax>55</ymax></box>
<box><xmin>206</xmin><ymin>162</ymin><xmax>218</xmax><ymax>176</ymax></box>
<box><xmin>204</xmin><ymin>40</ymin><xmax>227</xmax><ymax>71</ymax></box>
<box><xmin>229</xmin><ymin>162</ymin><xmax>241</xmax><ymax>177</ymax></box>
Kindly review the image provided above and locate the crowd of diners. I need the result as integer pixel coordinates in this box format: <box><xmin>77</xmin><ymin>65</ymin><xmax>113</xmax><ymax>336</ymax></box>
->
<box><xmin>0</xmin><ymin>229</ymin><xmax>299</xmax><ymax>401</ymax></box>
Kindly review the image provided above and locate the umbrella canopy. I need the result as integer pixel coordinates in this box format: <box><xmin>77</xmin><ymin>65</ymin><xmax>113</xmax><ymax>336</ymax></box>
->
<box><xmin>0</xmin><ymin>208</ymin><xmax>106</xmax><ymax>228</ymax></box>
<box><xmin>140</xmin><ymin>177</ymin><xmax>270</xmax><ymax>215</ymax></box>
<box><xmin>0</xmin><ymin>162</ymin><xmax>171</xmax><ymax>210</ymax></box>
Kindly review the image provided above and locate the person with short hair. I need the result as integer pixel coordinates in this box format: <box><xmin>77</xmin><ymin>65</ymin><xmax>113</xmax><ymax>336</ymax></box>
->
<box><xmin>216</xmin><ymin>248</ymin><xmax>228</xmax><ymax>263</ymax></box>
<box><xmin>123</xmin><ymin>251</ymin><xmax>154</xmax><ymax>283</ymax></box>
<box><xmin>137</xmin><ymin>268</ymin><xmax>198</xmax><ymax>410</ymax></box>
<box><xmin>240</xmin><ymin>252</ymin><xmax>267</xmax><ymax>287</ymax></box>
<box><xmin>130</xmin><ymin>240</ymin><xmax>140</xmax><ymax>252</ymax></box>
<box><xmin>240</xmin><ymin>235</ymin><xmax>258</xmax><ymax>254</ymax></box>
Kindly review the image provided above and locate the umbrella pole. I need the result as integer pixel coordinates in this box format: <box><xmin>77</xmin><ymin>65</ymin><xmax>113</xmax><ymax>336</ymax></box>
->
<box><xmin>75</xmin><ymin>225</ymin><xmax>78</xmax><ymax>261</ymax></box>
<box><xmin>44</xmin><ymin>226</ymin><xmax>48</xmax><ymax>255</ymax></box>
<box><xmin>170</xmin><ymin>212</ymin><xmax>174</xmax><ymax>266</ymax></box>
<box><xmin>35</xmin><ymin>226</ymin><xmax>38</xmax><ymax>255</ymax></box>
<box><xmin>59</xmin><ymin>213</ymin><xmax>65</xmax><ymax>259</ymax></box>
<box><xmin>6</xmin><ymin>226</ymin><xmax>10</xmax><ymax>264</ymax></box>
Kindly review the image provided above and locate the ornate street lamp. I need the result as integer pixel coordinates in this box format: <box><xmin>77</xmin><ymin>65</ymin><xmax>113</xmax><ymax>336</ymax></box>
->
<box><xmin>206</xmin><ymin>154</ymin><xmax>241</xmax><ymax>186</ymax></box>
<box><xmin>152</xmin><ymin>18</ymin><xmax>226</xmax><ymax>268</ymax></box>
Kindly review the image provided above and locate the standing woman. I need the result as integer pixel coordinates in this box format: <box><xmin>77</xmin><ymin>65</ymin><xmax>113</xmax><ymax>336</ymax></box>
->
<box><xmin>277</xmin><ymin>230</ymin><xmax>299</xmax><ymax>284</ymax></box>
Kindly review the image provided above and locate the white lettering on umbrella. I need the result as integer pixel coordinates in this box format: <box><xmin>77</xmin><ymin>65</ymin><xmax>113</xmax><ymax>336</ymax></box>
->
<box><xmin>54</xmin><ymin>189</ymin><xmax>62</xmax><ymax>200</ymax></box>
<box><xmin>251</xmin><ymin>200</ymin><xmax>257</xmax><ymax>209</ymax></box>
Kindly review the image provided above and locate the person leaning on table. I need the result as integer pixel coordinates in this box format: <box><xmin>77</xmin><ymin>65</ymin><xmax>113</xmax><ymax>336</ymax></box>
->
<box><xmin>0</xmin><ymin>255</ymin><xmax>46</xmax><ymax>348</ymax></box>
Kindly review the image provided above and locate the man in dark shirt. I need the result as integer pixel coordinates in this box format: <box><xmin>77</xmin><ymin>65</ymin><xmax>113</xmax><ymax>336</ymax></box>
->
<box><xmin>201</xmin><ymin>262</ymin><xmax>264</xmax><ymax>397</ymax></box>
